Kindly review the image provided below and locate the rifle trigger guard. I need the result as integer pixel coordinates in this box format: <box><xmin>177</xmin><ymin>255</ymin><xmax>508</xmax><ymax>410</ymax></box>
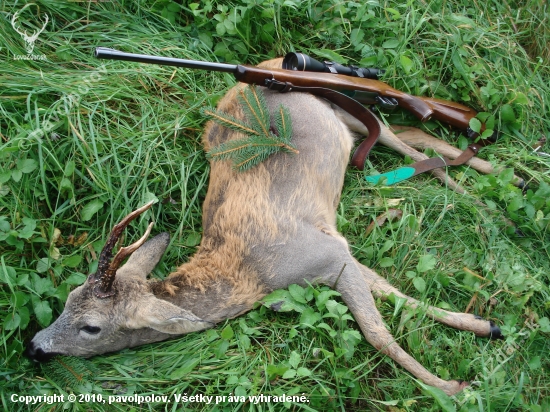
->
<box><xmin>265</xmin><ymin>79</ymin><xmax>294</xmax><ymax>93</ymax></box>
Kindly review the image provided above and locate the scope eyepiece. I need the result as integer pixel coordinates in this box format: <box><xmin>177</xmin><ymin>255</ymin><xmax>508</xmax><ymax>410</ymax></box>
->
<box><xmin>282</xmin><ymin>53</ymin><xmax>327</xmax><ymax>72</ymax></box>
<box><xmin>282</xmin><ymin>52</ymin><xmax>384</xmax><ymax>80</ymax></box>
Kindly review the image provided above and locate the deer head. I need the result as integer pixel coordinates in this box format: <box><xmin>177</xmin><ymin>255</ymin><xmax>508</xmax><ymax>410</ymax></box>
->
<box><xmin>11</xmin><ymin>3</ymin><xmax>49</xmax><ymax>55</ymax></box>
<box><xmin>25</xmin><ymin>202</ymin><xmax>212</xmax><ymax>361</ymax></box>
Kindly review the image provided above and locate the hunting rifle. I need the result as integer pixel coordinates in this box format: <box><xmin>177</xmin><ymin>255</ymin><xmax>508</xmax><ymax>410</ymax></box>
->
<box><xmin>95</xmin><ymin>47</ymin><xmax>492</xmax><ymax>183</ymax></box>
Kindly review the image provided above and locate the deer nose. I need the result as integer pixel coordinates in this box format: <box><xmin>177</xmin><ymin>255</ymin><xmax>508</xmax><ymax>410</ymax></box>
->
<box><xmin>24</xmin><ymin>341</ymin><xmax>54</xmax><ymax>362</ymax></box>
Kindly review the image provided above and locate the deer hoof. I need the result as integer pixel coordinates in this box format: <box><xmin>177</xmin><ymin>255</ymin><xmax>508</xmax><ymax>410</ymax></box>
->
<box><xmin>474</xmin><ymin>316</ymin><xmax>503</xmax><ymax>340</ymax></box>
<box><xmin>443</xmin><ymin>380</ymin><xmax>470</xmax><ymax>396</ymax></box>
<box><xmin>489</xmin><ymin>321</ymin><xmax>503</xmax><ymax>340</ymax></box>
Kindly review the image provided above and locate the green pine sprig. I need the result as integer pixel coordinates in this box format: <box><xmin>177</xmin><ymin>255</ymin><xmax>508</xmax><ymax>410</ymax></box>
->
<box><xmin>202</xmin><ymin>86</ymin><xmax>298</xmax><ymax>172</ymax></box>
<box><xmin>40</xmin><ymin>355</ymin><xmax>98</xmax><ymax>389</ymax></box>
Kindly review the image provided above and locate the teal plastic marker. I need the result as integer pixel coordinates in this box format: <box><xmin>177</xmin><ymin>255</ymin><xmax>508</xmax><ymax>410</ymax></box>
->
<box><xmin>365</xmin><ymin>167</ymin><xmax>416</xmax><ymax>185</ymax></box>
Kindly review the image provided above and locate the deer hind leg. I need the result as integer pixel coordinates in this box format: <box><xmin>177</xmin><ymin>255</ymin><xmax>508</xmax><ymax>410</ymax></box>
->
<box><xmin>264</xmin><ymin>230</ymin><xmax>471</xmax><ymax>395</ymax></box>
<box><xmin>354</xmin><ymin>259</ymin><xmax>502</xmax><ymax>339</ymax></box>
<box><xmin>335</xmin><ymin>261</ymin><xmax>470</xmax><ymax>395</ymax></box>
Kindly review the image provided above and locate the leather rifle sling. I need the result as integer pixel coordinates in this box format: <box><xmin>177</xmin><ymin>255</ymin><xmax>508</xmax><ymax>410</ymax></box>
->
<box><xmin>264</xmin><ymin>79</ymin><xmax>380</xmax><ymax>170</ymax></box>
<box><xmin>264</xmin><ymin>79</ymin><xmax>492</xmax><ymax>181</ymax></box>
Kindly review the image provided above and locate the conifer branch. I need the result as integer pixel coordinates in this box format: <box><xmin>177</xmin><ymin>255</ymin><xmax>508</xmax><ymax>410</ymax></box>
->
<box><xmin>205</xmin><ymin>86</ymin><xmax>297</xmax><ymax>172</ymax></box>
<box><xmin>238</xmin><ymin>87</ymin><xmax>270</xmax><ymax>136</ymax></box>
<box><xmin>202</xmin><ymin>109</ymin><xmax>260</xmax><ymax>136</ymax></box>
<box><xmin>41</xmin><ymin>356</ymin><xmax>97</xmax><ymax>389</ymax></box>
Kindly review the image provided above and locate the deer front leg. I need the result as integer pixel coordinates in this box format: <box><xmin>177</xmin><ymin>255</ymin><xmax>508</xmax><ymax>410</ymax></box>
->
<box><xmin>337</xmin><ymin>265</ymin><xmax>469</xmax><ymax>396</ymax></box>
<box><xmin>354</xmin><ymin>259</ymin><xmax>502</xmax><ymax>339</ymax></box>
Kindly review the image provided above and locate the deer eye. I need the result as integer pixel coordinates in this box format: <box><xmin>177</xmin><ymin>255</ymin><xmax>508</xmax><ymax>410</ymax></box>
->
<box><xmin>81</xmin><ymin>325</ymin><xmax>101</xmax><ymax>335</ymax></box>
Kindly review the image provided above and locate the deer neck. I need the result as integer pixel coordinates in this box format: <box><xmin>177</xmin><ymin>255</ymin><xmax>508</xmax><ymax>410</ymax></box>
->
<box><xmin>150</xmin><ymin>255</ymin><xmax>266</xmax><ymax>323</ymax></box>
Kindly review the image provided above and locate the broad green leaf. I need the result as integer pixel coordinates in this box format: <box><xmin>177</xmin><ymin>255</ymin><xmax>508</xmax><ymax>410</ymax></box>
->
<box><xmin>32</xmin><ymin>298</ymin><xmax>53</xmax><ymax>327</ymax></box>
<box><xmin>288</xmin><ymin>284</ymin><xmax>307</xmax><ymax>303</ymax></box>
<box><xmin>382</xmin><ymin>38</ymin><xmax>400</xmax><ymax>48</ymax></box>
<box><xmin>239</xmin><ymin>334</ymin><xmax>251</xmax><ymax>350</ymax></box>
<box><xmin>18</xmin><ymin>306</ymin><xmax>31</xmax><ymax>330</ymax></box>
<box><xmin>413</xmin><ymin>277</ymin><xmax>427</xmax><ymax>293</ymax></box>
<box><xmin>11</xmin><ymin>169</ymin><xmax>22</xmax><ymax>182</ymax></box>
<box><xmin>379</xmin><ymin>257</ymin><xmax>395</xmax><ymax>268</ymax></box>
<box><xmin>36</xmin><ymin>258</ymin><xmax>51</xmax><ymax>274</ymax></box>
<box><xmin>261</xmin><ymin>289</ymin><xmax>307</xmax><ymax>313</ymax></box>
<box><xmin>18</xmin><ymin>220</ymin><xmax>36</xmax><ymax>239</ymax></box>
<box><xmin>498</xmin><ymin>168</ymin><xmax>515</xmax><ymax>184</ymax></box>
<box><xmin>63</xmin><ymin>255</ymin><xmax>82</xmax><ymax>268</ymax></box>
<box><xmin>417</xmin><ymin>254</ymin><xmax>436</xmax><ymax>272</ymax></box>
<box><xmin>4</xmin><ymin>312</ymin><xmax>21</xmax><ymax>330</ymax></box>
<box><xmin>300</xmin><ymin>307</ymin><xmax>322</xmax><ymax>327</ymax></box>
<box><xmin>315</xmin><ymin>289</ymin><xmax>340</xmax><ymax>310</ymax></box>
<box><xmin>226</xmin><ymin>375</ymin><xmax>239</xmax><ymax>385</ymax></box>
<box><xmin>17</xmin><ymin>158</ymin><xmax>38</xmax><ymax>173</ymax></box>
<box><xmin>32</xmin><ymin>273</ymin><xmax>54</xmax><ymax>295</ymax></box>
<box><xmin>64</xmin><ymin>272</ymin><xmax>87</xmax><ymax>285</ymax></box>
<box><xmin>528</xmin><ymin>356</ymin><xmax>541</xmax><ymax>370</ymax></box>
<box><xmin>0</xmin><ymin>170</ymin><xmax>11</xmax><ymax>184</ymax></box>
<box><xmin>282</xmin><ymin>369</ymin><xmax>296</xmax><ymax>379</ymax></box>
<box><xmin>289</xmin><ymin>351</ymin><xmax>300</xmax><ymax>369</ymax></box>
<box><xmin>60</xmin><ymin>177</ymin><xmax>73</xmax><ymax>192</ymax></box>
<box><xmin>198</xmin><ymin>32</ymin><xmax>213</xmax><ymax>49</ymax></box>
<box><xmin>507</xmin><ymin>195</ymin><xmax>524</xmax><ymax>212</ymax></box>
<box><xmin>325</xmin><ymin>300</ymin><xmax>348</xmax><ymax>316</ymax></box>
<box><xmin>64</xmin><ymin>160</ymin><xmax>76</xmax><ymax>177</ymax></box>
<box><xmin>350</xmin><ymin>28</ymin><xmax>365</xmax><ymax>47</ymax></box>
<box><xmin>513</xmin><ymin>92</ymin><xmax>529</xmax><ymax>105</ymax></box>
<box><xmin>220</xmin><ymin>324</ymin><xmax>234</xmax><ymax>340</ymax></box>
<box><xmin>184</xmin><ymin>232</ymin><xmax>201</xmax><ymax>247</ymax></box>
<box><xmin>266</xmin><ymin>364</ymin><xmax>289</xmax><ymax>379</ymax></box>
<box><xmin>213</xmin><ymin>339</ymin><xmax>229</xmax><ymax>358</ymax></box>
<box><xmin>10</xmin><ymin>291</ymin><xmax>30</xmax><ymax>308</ymax></box>
<box><xmin>0</xmin><ymin>217</ymin><xmax>10</xmax><ymax>232</ymax></box>
<box><xmin>234</xmin><ymin>385</ymin><xmax>247</xmax><ymax>397</ymax></box>
<box><xmin>400</xmin><ymin>55</ymin><xmax>414</xmax><ymax>74</ymax></box>
<box><xmin>296</xmin><ymin>367</ymin><xmax>312</xmax><ymax>377</ymax></box>
<box><xmin>538</xmin><ymin>317</ymin><xmax>550</xmax><ymax>333</ymax></box>
<box><xmin>500</xmin><ymin>104</ymin><xmax>515</xmax><ymax>123</ymax></box>
<box><xmin>469</xmin><ymin>118</ymin><xmax>481</xmax><ymax>134</ymax></box>
<box><xmin>81</xmin><ymin>199</ymin><xmax>104</xmax><ymax>221</ymax></box>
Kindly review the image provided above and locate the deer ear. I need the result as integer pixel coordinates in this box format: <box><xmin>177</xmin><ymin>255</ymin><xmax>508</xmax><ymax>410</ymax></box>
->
<box><xmin>116</xmin><ymin>232</ymin><xmax>170</xmax><ymax>280</ymax></box>
<box><xmin>131</xmin><ymin>296</ymin><xmax>214</xmax><ymax>335</ymax></box>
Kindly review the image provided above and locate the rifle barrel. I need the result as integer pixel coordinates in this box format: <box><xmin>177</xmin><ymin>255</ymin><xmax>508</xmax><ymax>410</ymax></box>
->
<box><xmin>94</xmin><ymin>47</ymin><xmax>238</xmax><ymax>74</ymax></box>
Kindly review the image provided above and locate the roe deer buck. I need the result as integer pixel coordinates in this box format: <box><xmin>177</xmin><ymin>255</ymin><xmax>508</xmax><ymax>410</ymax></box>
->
<box><xmin>25</xmin><ymin>59</ymin><xmax>501</xmax><ymax>395</ymax></box>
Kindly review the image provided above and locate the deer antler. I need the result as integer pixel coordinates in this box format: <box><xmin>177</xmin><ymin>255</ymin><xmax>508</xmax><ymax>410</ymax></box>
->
<box><xmin>11</xmin><ymin>4</ymin><xmax>49</xmax><ymax>54</ymax></box>
<box><xmin>89</xmin><ymin>201</ymin><xmax>155</xmax><ymax>298</ymax></box>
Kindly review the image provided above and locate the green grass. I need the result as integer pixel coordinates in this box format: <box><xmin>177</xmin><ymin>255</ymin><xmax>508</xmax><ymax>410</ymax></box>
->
<box><xmin>1</xmin><ymin>0</ymin><xmax>549</xmax><ymax>411</ymax></box>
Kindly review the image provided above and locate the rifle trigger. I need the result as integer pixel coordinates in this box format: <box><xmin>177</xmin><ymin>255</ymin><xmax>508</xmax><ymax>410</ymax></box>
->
<box><xmin>375</xmin><ymin>96</ymin><xmax>398</xmax><ymax>110</ymax></box>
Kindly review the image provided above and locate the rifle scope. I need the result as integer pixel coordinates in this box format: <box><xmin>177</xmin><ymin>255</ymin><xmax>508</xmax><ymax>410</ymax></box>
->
<box><xmin>282</xmin><ymin>52</ymin><xmax>384</xmax><ymax>80</ymax></box>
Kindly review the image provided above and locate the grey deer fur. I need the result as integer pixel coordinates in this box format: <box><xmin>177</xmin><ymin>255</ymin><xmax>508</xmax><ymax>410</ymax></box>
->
<box><xmin>26</xmin><ymin>59</ymin><xmax>501</xmax><ymax>395</ymax></box>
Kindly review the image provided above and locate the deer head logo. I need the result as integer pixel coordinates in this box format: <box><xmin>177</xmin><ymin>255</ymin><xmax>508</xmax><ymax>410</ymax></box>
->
<box><xmin>11</xmin><ymin>3</ymin><xmax>49</xmax><ymax>55</ymax></box>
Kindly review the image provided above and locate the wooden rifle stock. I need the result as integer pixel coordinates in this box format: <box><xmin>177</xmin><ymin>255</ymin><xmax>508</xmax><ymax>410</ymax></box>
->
<box><xmin>233</xmin><ymin>65</ymin><xmax>435</xmax><ymax>122</ymax></box>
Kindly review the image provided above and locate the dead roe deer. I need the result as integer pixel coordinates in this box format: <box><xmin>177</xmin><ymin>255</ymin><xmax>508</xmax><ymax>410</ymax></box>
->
<box><xmin>25</xmin><ymin>59</ymin><xmax>501</xmax><ymax>395</ymax></box>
